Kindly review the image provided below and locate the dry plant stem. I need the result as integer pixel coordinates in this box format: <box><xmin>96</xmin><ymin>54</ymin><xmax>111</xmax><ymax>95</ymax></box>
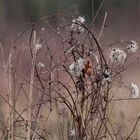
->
<box><xmin>0</xmin><ymin>43</ymin><xmax>10</xmax><ymax>138</ymax></box>
<box><xmin>31</xmin><ymin>65</ymin><xmax>46</xmax><ymax>140</ymax></box>
<box><xmin>112</xmin><ymin>57</ymin><xmax>139</xmax><ymax>78</ymax></box>
<box><xmin>52</xmin><ymin>80</ymin><xmax>78</xmax><ymax>117</ymax></box>
<box><xmin>63</xmin><ymin>27</ymin><xmax>108</xmax><ymax>138</ymax></box>
<box><xmin>124</xmin><ymin>116</ymin><xmax>140</xmax><ymax>140</ymax></box>
<box><xmin>26</xmin><ymin>53</ymin><xmax>36</xmax><ymax>140</ymax></box>
<box><xmin>56</xmin><ymin>102</ymin><xmax>65</xmax><ymax>140</ymax></box>
<box><xmin>7</xmin><ymin>48</ymin><xmax>16</xmax><ymax>140</ymax></box>
<box><xmin>84</xmin><ymin>25</ymin><xmax>108</xmax><ymax>68</ymax></box>
<box><xmin>0</xmin><ymin>91</ymin><xmax>47</xmax><ymax>140</ymax></box>
<box><xmin>11</xmin><ymin>65</ymin><xmax>16</xmax><ymax>140</ymax></box>
<box><xmin>8</xmin><ymin>53</ymin><xmax>14</xmax><ymax>140</ymax></box>
<box><xmin>84</xmin><ymin>0</ymin><xmax>105</xmax><ymax>42</ymax></box>
<box><xmin>98</xmin><ymin>12</ymin><xmax>107</xmax><ymax>41</ymax></box>
<box><xmin>27</xmin><ymin>31</ymin><xmax>37</xmax><ymax>140</ymax></box>
<box><xmin>46</xmin><ymin>46</ymin><xmax>53</xmax><ymax>111</ymax></box>
<box><xmin>90</xmin><ymin>0</ymin><xmax>106</xmax><ymax>29</ymax></box>
<box><xmin>32</xmin><ymin>34</ymin><xmax>53</xmax><ymax>139</ymax></box>
<box><xmin>80</xmin><ymin>86</ymin><xmax>85</xmax><ymax>113</ymax></box>
<box><xmin>34</xmin><ymin>66</ymin><xmax>45</xmax><ymax>116</ymax></box>
<box><xmin>16</xmin><ymin>72</ymin><xmax>50</xmax><ymax>98</ymax></box>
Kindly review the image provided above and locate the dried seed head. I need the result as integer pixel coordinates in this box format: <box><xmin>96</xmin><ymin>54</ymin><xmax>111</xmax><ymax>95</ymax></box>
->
<box><xmin>130</xmin><ymin>82</ymin><xmax>139</xmax><ymax>98</ymax></box>
<box><xmin>126</xmin><ymin>40</ymin><xmax>138</xmax><ymax>53</ymax></box>
<box><xmin>110</xmin><ymin>48</ymin><xmax>126</xmax><ymax>63</ymax></box>
<box><xmin>70</xmin><ymin>129</ymin><xmax>76</xmax><ymax>137</ymax></box>
<box><xmin>70</xmin><ymin>16</ymin><xmax>85</xmax><ymax>33</ymax></box>
<box><xmin>69</xmin><ymin>58</ymin><xmax>86</xmax><ymax>77</ymax></box>
<box><xmin>34</xmin><ymin>43</ymin><xmax>42</xmax><ymax>53</ymax></box>
<box><xmin>38</xmin><ymin>62</ymin><xmax>45</xmax><ymax>70</ymax></box>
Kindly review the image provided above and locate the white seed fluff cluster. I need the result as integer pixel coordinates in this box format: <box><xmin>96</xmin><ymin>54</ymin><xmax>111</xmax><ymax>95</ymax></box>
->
<box><xmin>127</xmin><ymin>40</ymin><xmax>138</xmax><ymax>53</ymax></box>
<box><xmin>70</xmin><ymin>16</ymin><xmax>85</xmax><ymax>33</ymax></box>
<box><xmin>38</xmin><ymin>62</ymin><xmax>45</xmax><ymax>69</ymax></box>
<box><xmin>110</xmin><ymin>48</ymin><xmax>127</xmax><ymax>63</ymax></box>
<box><xmin>34</xmin><ymin>43</ymin><xmax>42</xmax><ymax>53</ymax></box>
<box><xmin>69</xmin><ymin>58</ymin><xmax>86</xmax><ymax>77</ymax></box>
<box><xmin>77</xmin><ymin>16</ymin><xmax>85</xmax><ymax>23</ymax></box>
<box><xmin>130</xmin><ymin>82</ymin><xmax>139</xmax><ymax>98</ymax></box>
<box><xmin>70</xmin><ymin>129</ymin><xmax>76</xmax><ymax>137</ymax></box>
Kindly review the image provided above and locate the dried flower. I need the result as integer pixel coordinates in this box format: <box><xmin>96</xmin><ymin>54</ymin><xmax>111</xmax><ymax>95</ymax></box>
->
<box><xmin>85</xmin><ymin>49</ymin><xmax>99</xmax><ymax>64</ymax></box>
<box><xmin>57</xmin><ymin>27</ymin><xmax>61</xmax><ymax>34</ymax></box>
<box><xmin>34</xmin><ymin>43</ymin><xmax>42</xmax><ymax>53</ymax></box>
<box><xmin>78</xmin><ymin>26</ymin><xmax>85</xmax><ymax>33</ymax></box>
<box><xmin>127</xmin><ymin>40</ymin><xmax>138</xmax><ymax>53</ymax></box>
<box><xmin>38</xmin><ymin>62</ymin><xmax>45</xmax><ymax>69</ymax></box>
<box><xmin>102</xmin><ymin>69</ymin><xmax>111</xmax><ymax>84</ymax></box>
<box><xmin>96</xmin><ymin>64</ymin><xmax>101</xmax><ymax>74</ymax></box>
<box><xmin>110</xmin><ymin>48</ymin><xmax>127</xmax><ymax>63</ymax></box>
<box><xmin>77</xmin><ymin>16</ymin><xmax>85</xmax><ymax>24</ymax></box>
<box><xmin>130</xmin><ymin>82</ymin><xmax>139</xmax><ymax>98</ymax></box>
<box><xmin>70</xmin><ymin>129</ymin><xmax>76</xmax><ymax>137</ymax></box>
<box><xmin>69</xmin><ymin>58</ymin><xmax>86</xmax><ymax>77</ymax></box>
<box><xmin>70</xmin><ymin>23</ymin><xmax>77</xmax><ymax>31</ymax></box>
<box><xmin>70</xmin><ymin>16</ymin><xmax>85</xmax><ymax>33</ymax></box>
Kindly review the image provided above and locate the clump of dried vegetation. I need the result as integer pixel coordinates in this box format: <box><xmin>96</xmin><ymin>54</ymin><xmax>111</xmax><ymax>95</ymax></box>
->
<box><xmin>0</xmin><ymin>3</ymin><xmax>140</xmax><ymax>140</ymax></box>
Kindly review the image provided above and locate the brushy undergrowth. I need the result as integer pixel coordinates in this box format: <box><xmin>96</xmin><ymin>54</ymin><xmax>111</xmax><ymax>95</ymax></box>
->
<box><xmin>0</xmin><ymin>6</ymin><xmax>140</xmax><ymax>140</ymax></box>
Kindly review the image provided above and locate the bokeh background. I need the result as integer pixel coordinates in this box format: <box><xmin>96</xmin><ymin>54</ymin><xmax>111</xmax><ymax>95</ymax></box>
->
<box><xmin>0</xmin><ymin>0</ymin><xmax>140</xmax><ymax>138</ymax></box>
<box><xmin>0</xmin><ymin>0</ymin><xmax>140</xmax><ymax>40</ymax></box>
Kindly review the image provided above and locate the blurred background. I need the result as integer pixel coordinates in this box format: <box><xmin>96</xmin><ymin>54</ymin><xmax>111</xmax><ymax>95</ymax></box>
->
<box><xmin>0</xmin><ymin>0</ymin><xmax>140</xmax><ymax>40</ymax></box>
<box><xmin>0</xmin><ymin>0</ymin><xmax>140</xmax><ymax>138</ymax></box>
